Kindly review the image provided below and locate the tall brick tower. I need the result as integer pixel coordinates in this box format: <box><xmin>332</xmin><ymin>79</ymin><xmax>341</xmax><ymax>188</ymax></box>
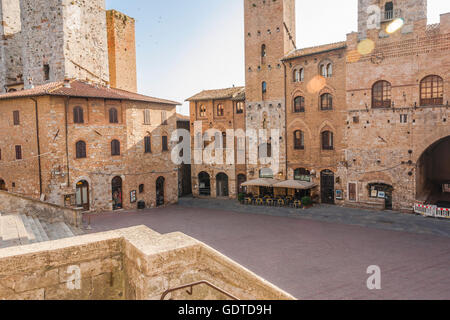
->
<box><xmin>358</xmin><ymin>0</ymin><xmax>427</xmax><ymax>39</ymax></box>
<box><xmin>244</xmin><ymin>0</ymin><xmax>296</xmax><ymax>180</ymax></box>
<box><xmin>107</xmin><ymin>10</ymin><xmax>137</xmax><ymax>93</ymax></box>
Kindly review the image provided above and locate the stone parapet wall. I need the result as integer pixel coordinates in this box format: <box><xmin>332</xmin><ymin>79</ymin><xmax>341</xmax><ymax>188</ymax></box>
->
<box><xmin>0</xmin><ymin>191</ymin><xmax>82</xmax><ymax>227</ymax></box>
<box><xmin>0</xmin><ymin>226</ymin><xmax>294</xmax><ymax>300</ymax></box>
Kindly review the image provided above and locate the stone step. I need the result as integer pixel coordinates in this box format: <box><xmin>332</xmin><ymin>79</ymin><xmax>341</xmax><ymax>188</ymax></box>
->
<box><xmin>20</xmin><ymin>214</ymin><xmax>37</xmax><ymax>244</ymax></box>
<box><xmin>27</xmin><ymin>216</ymin><xmax>44</xmax><ymax>243</ymax></box>
<box><xmin>32</xmin><ymin>217</ymin><xmax>50</xmax><ymax>242</ymax></box>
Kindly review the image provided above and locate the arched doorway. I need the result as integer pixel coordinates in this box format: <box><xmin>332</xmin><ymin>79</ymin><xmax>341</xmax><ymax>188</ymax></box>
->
<box><xmin>369</xmin><ymin>183</ymin><xmax>394</xmax><ymax>210</ymax></box>
<box><xmin>0</xmin><ymin>179</ymin><xmax>6</xmax><ymax>191</ymax></box>
<box><xmin>156</xmin><ymin>176</ymin><xmax>165</xmax><ymax>207</ymax></box>
<box><xmin>76</xmin><ymin>180</ymin><xmax>90</xmax><ymax>211</ymax></box>
<box><xmin>216</xmin><ymin>173</ymin><xmax>229</xmax><ymax>197</ymax></box>
<box><xmin>112</xmin><ymin>176</ymin><xmax>123</xmax><ymax>210</ymax></box>
<box><xmin>198</xmin><ymin>172</ymin><xmax>211</xmax><ymax>196</ymax></box>
<box><xmin>237</xmin><ymin>174</ymin><xmax>247</xmax><ymax>194</ymax></box>
<box><xmin>416</xmin><ymin>136</ymin><xmax>450</xmax><ymax>207</ymax></box>
<box><xmin>320</xmin><ymin>170</ymin><xmax>335</xmax><ymax>204</ymax></box>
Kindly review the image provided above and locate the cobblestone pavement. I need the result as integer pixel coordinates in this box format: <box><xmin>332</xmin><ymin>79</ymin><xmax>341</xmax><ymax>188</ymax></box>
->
<box><xmin>177</xmin><ymin>198</ymin><xmax>450</xmax><ymax>238</ymax></box>
<box><xmin>86</xmin><ymin>198</ymin><xmax>450</xmax><ymax>300</ymax></box>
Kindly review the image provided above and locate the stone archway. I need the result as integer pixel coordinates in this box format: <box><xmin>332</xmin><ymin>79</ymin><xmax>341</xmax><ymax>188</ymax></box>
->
<box><xmin>320</xmin><ymin>170</ymin><xmax>335</xmax><ymax>204</ymax></box>
<box><xmin>416</xmin><ymin>136</ymin><xmax>450</xmax><ymax>206</ymax></box>
<box><xmin>112</xmin><ymin>176</ymin><xmax>123</xmax><ymax>210</ymax></box>
<box><xmin>76</xmin><ymin>180</ymin><xmax>90</xmax><ymax>211</ymax></box>
<box><xmin>216</xmin><ymin>173</ymin><xmax>229</xmax><ymax>197</ymax></box>
<box><xmin>156</xmin><ymin>176</ymin><xmax>165</xmax><ymax>207</ymax></box>
<box><xmin>198</xmin><ymin>172</ymin><xmax>211</xmax><ymax>196</ymax></box>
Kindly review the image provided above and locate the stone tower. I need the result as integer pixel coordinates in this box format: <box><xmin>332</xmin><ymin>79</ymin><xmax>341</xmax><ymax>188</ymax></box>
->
<box><xmin>0</xmin><ymin>0</ymin><xmax>23</xmax><ymax>92</ymax></box>
<box><xmin>358</xmin><ymin>0</ymin><xmax>427</xmax><ymax>39</ymax></box>
<box><xmin>0</xmin><ymin>0</ymin><xmax>109</xmax><ymax>92</ymax></box>
<box><xmin>244</xmin><ymin>0</ymin><xmax>296</xmax><ymax>180</ymax></box>
<box><xmin>107</xmin><ymin>10</ymin><xmax>137</xmax><ymax>93</ymax></box>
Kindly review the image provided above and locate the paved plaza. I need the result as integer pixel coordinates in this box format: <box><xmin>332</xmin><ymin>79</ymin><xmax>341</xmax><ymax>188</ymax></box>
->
<box><xmin>86</xmin><ymin>198</ymin><xmax>450</xmax><ymax>300</ymax></box>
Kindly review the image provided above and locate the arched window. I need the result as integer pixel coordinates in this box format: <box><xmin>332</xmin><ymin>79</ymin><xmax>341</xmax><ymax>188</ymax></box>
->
<box><xmin>76</xmin><ymin>141</ymin><xmax>87</xmax><ymax>159</ymax></box>
<box><xmin>320</xmin><ymin>93</ymin><xmax>333</xmax><ymax>110</ymax></box>
<box><xmin>321</xmin><ymin>131</ymin><xmax>334</xmax><ymax>150</ymax></box>
<box><xmin>199</xmin><ymin>105</ymin><xmax>207</xmax><ymax>118</ymax></box>
<box><xmin>262</xmin><ymin>81</ymin><xmax>267</xmax><ymax>99</ymax></box>
<box><xmin>293</xmin><ymin>96</ymin><xmax>305</xmax><ymax>113</ymax></box>
<box><xmin>294</xmin><ymin>68</ymin><xmax>304</xmax><ymax>82</ymax></box>
<box><xmin>420</xmin><ymin>75</ymin><xmax>444</xmax><ymax>106</ymax></box>
<box><xmin>372</xmin><ymin>80</ymin><xmax>392</xmax><ymax>108</ymax></box>
<box><xmin>162</xmin><ymin>135</ymin><xmax>168</xmax><ymax>151</ymax></box>
<box><xmin>294</xmin><ymin>168</ymin><xmax>311</xmax><ymax>182</ymax></box>
<box><xmin>109</xmin><ymin>108</ymin><xmax>118</xmax><ymax>123</ymax></box>
<box><xmin>326</xmin><ymin>63</ymin><xmax>333</xmax><ymax>77</ymax></box>
<box><xmin>320</xmin><ymin>63</ymin><xmax>332</xmax><ymax>77</ymax></box>
<box><xmin>111</xmin><ymin>140</ymin><xmax>120</xmax><ymax>156</ymax></box>
<box><xmin>73</xmin><ymin>106</ymin><xmax>84</xmax><ymax>124</ymax></box>
<box><xmin>144</xmin><ymin>135</ymin><xmax>152</xmax><ymax>153</ymax></box>
<box><xmin>320</xmin><ymin>64</ymin><xmax>326</xmax><ymax>77</ymax></box>
<box><xmin>216</xmin><ymin>104</ymin><xmax>224</xmax><ymax>117</ymax></box>
<box><xmin>261</xmin><ymin>44</ymin><xmax>266</xmax><ymax>64</ymax></box>
<box><xmin>294</xmin><ymin>130</ymin><xmax>304</xmax><ymax>150</ymax></box>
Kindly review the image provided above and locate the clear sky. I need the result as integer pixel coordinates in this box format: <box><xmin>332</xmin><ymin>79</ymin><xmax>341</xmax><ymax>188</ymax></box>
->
<box><xmin>105</xmin><ymin>0</ymin><xmax>450</xmax><ymax>115</ymax></box>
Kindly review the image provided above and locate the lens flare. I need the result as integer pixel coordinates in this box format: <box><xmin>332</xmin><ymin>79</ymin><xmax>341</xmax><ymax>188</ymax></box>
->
<box><xmin>357</xmin><ymin>39</ymin><xmax>375</xmax><ymax>55</ymax></box>
<box><xmin>386</xmin><ymin>18</ymin><xmax>404</xmax><ymax>34</ymax></box>
<box><xmin>307</xmin><ymin>75</ymin><xmax>327</xmax><ymax>93</ymax></box>
<box><xmin>347</xmin><ymin>50</ymin><xmax>362</xmax><ymax>63</ymax></box>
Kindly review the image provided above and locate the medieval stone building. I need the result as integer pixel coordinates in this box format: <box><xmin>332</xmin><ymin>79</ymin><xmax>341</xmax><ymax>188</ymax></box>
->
<box><xmin>188</xmin><ymin>0</ymin><xmax>450</xmax><ymax>212</ymax></box>
<box><xmin>0</xmin><ymin>0</ymin><xmax>180</xmax><ymax>211</ymax></box>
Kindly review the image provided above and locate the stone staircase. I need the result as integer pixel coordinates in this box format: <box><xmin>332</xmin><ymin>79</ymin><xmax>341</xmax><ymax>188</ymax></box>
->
<box><xmin>0</xmin><ymin>212</ymin><xmax>84</xmax><ymax>249</ymax></box>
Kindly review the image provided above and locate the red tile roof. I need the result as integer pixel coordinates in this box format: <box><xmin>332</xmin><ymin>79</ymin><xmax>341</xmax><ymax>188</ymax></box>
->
<box><xmin>282</xmin><ymin>41</ymin><xmax>347</xmax><ymax>61</ymax></box>
<box><xmin>0</xmin><ymin>80</ymin><xmax>181</xmax><ymax>106</ymax></box>
<box><xmin>186</xmin><ymin>86</ymin><xmax>245</xmax><ymax>101</ymax></box>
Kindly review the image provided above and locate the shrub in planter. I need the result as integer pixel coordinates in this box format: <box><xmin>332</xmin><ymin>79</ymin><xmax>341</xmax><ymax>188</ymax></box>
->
<box><xmin>238</xmin><ymin>193</ymin><xmax>245</xmax><ymax>202</ymax></box>
<box><xmin>301</xmin><ymin>196</ymin><xmax>312</xmax><ymax>207</ymax></box>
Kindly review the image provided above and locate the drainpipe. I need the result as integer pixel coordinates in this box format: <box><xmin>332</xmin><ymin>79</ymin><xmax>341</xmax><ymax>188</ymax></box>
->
<box><xmin>64</xmin><ymin>97</ymin><xmax>70</xmax><ymax>185</ymax></box>
<box><xmin>30</xmin><ymin>97</ymin><xmax>43</xmax><ymax>196</ymax></box>
<box><xmin>283</xmin><ymin>61</ymin><xmax>289</xmax><ymax>179</ymax></box>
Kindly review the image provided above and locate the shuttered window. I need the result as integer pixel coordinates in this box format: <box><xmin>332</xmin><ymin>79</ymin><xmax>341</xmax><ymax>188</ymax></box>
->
<box><xmin>13</xmin><ymin>111</ymin><xmax>20</xmax><ymax>125</ymax></box>
<box><xmin>15</xmin><ymin>145</ymin><xmax>22</xmax><ymax>160</ymax></box>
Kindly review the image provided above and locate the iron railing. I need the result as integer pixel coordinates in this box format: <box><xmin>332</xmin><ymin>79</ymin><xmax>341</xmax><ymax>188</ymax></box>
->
<box><xmin>161</xmin><ymin>280</ymin><xmax>239</xmax><ymax>300</ymax></box>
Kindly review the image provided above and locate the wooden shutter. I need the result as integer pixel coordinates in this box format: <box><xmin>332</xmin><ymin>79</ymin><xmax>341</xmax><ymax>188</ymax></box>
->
<box><xmin>349</xmin><ymin>183</ymin><xmax>357</xmax><ymax>201</ymax></box>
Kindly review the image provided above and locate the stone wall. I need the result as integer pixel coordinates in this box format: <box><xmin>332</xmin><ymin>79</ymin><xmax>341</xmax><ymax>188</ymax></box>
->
<box><xmin>62</xmin><ymin>0</ymin><xmax>109</xmax><ymax>85</ymax></box>
<box><xmin>0</xmin><ymin>226</ymin><xmax>294</xmax><ymax>300</ymax></box>
<box><xmin>0</xmin><ymin>191</ymin><xmax>82</xmax><ymax>227</ymax></box>
<box><xmin>0</xmin><ymin>95</ymin><xmax>178</xmax><ymax>212</ymax></box>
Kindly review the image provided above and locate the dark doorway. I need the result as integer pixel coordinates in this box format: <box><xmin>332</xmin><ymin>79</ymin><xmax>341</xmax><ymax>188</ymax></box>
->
<box><xmin>156</xmin><ymin>176</ymin><xmax>165</xmax><ymax>207</ymax></box>
<box><xmin>76</xmin><ymin>180</ymin><xmax>90</xmax><ymax>211</ymax></box>
<box><xmin>0</xmin><ymin>179</ymin><xmax>6</xmax><ymax>191</ymax></box>
<box><xmin>320</xmin><ymin>170</ymin><xmax>335</xmax><ymax>204</ymax></box>
<box><xmin>369</xmin><ymin>183</ymin><xmax>394</xmax><ymax>210</ymax></box>
<box><xmin>237</xmin><ymin>174</ymin><xmax>247</xmax><ymax>194</ymax></box>
<box><xmin>216</xmin><ymin>173</ymin><xmax>229</xmax><ymax>197</ymax></box>
<box><xmin>112</xmin><ymin>176</ymin><xmax>123</xmax><ymax>210</ymax></box>
<box><xmin>198</xmin><ymin>172</ymin><xmax>211</xmax><ymax>196</ymax></box>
